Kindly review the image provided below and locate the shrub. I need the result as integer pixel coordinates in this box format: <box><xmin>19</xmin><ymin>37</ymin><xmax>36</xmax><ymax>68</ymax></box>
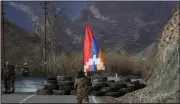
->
<box><xmin>30</xmin><ymin>50</ymin><xmax>154</xmax><ymax>78</ymax></box>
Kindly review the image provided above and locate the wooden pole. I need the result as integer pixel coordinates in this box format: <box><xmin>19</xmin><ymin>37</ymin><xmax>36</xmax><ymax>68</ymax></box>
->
<box><xmin>43</xmin><ymin>1</ymin><xmax>47</xmax><ymax>76</ymax></box>
<box><xmin>1</xmin><ymin>1</ymin><xmax>6</xmax><ymax>68</ymax></box>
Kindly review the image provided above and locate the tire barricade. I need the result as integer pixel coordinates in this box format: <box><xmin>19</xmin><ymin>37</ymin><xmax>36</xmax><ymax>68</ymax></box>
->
<box><xmin>36</xmin><ymin>76</ymin><xmax>146</xmax><ymax>97</ymax></box>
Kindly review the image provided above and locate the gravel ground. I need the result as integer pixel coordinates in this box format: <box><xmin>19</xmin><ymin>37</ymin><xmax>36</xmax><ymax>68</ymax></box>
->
<box><xmin>111</xmin><ymin>86</ymin><xmax>179</xmax><ymax>103</ymax></box>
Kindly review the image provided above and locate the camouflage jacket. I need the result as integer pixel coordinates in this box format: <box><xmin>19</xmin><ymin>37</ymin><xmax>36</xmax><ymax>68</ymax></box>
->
<box><xmin>3</xmin><ymin>65</ymin><xmax>15</xmax><ymax>79</ymax></box>
<box><xmin>74</xmin><ymin>77</ymin><xmax>92</xmax><ymax>96</ymax></box>
<box><xmin>21</xmin><ymin>66</ymin><xmax>29</xmax><ymax>74</ymax></box>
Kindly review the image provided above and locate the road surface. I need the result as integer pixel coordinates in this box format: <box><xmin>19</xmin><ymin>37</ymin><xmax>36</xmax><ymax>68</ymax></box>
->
<box><xmin>1</xmin><ymin>77</ymin><xmax>118</xmax><ymax>103</ymax></box>
<box><xmin>1</xmin><ymin>93</ymin><xmax>109</xmax><ymax>103</ymax></box>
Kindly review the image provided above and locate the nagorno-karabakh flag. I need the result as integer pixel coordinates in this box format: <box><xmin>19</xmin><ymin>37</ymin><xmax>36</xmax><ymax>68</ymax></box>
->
<box><xmin>83</xmin><ymin>24</ymin><xmax>105</xmax><ymax>72</ymax></box>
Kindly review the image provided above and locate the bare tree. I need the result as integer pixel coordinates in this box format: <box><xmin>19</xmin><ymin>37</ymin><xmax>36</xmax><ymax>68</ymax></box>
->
<box><xmin>14</xmin><ymin>1</ymin><xmax>71</xmax><ymax>75</ymax></box>
<box><xmin>43</xmin><ymin>2</ymin><xmax>70</xmax><ymax>75</ymax></box>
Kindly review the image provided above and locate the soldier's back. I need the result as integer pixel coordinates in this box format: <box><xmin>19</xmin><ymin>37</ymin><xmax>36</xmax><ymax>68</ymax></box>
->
<box><xmin>77</xmin><ymin>78</ymin><xmax>88</xmax><ymax>87</ymax></box>
<box><xmin>9</xmin><ymin>65</ymin><xmax>15</xmax><ymax>74</ymax></box>
<box><xmin>76</xmin><ymin>77</ymin><xmax>90</xmax><ymax>94</ymax></box>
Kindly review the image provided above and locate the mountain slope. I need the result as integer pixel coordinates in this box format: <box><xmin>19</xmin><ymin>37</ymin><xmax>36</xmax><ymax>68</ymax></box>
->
<box><xmin>114</xmin><ymin>8</ymin><xmax>179</xmax><ymax>103</ymax></box>
<box><xmin>1</xmin><ymin>19</ymin><xmax>42</xmax><ymax>74</ymax></box>
<box><xmin>65</xmin><ymin>1</ymin><xmax>177</xmax><ymax>53</ymax></box>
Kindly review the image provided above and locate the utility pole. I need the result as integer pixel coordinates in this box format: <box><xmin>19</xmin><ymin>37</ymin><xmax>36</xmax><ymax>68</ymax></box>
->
<box><xmin>42</xmin><ymin>1</ymin><xmax>47</xmax><ymax>76</ymax></box>
<box><xmin>44</xmin><ymin>1</ymin><xmax>47</xmax><ymax>76</ymax></box>
<box><xmin>1</xmin><ymin>1</ymin><xmax>6</xmax><ymax>68</ymax></box>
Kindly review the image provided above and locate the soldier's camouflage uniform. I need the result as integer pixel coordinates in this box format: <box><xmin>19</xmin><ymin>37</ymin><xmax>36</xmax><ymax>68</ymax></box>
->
<box><xmin>21</xmin><ymin>65</ymin><xmax>29</xmax><ymax>76</ymax></box>
<box><xmin>74</xmin><ymin>76</ymin><xmax>92</xmax><ymax>104</ymax></box>
<box><xmin>3</xmin><ymin>64</ymin><xmax>16</xmax><ymax>93</ymax></box>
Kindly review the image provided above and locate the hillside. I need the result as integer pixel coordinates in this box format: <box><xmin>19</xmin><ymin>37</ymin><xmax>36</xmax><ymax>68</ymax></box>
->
<box><xmin>1</xmin><ymin>2</ymin><xmax>178</xmax><ymax>77</ymax></box>
<box><xmin>1</xmin><ymin>19</ymin><xmax>72</xmax><ymax>76</ymax></box>
<box><xmin>65</xmin><ymin>1</ymin><xmax>177</xmax><ymax>53</ymax></box>
<box><xmin>1</xmin><ymin>19</ymin><xmax>42</xmax><ymax>75</ymax></box>
<box><xmin>113</xmin><ymin>9</ymin><xmax>179</xmax><ymax>103</ymax></box>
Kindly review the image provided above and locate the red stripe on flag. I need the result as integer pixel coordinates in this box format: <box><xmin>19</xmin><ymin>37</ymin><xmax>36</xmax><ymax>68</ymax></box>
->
<box><xmin>84</xmin><ymin>24</ymin><xmax>93</xmax><ymax>72</ymax></box>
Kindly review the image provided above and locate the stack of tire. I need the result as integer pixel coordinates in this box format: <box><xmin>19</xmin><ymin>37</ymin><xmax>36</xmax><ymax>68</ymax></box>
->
<box><xmin>36</xmin><ymin>76</ymin><xmax>58</xmax><ymax>95</ymax></box>
<box><xmin>89</xmin><ymin>76</ymin><xmax>146</xmax><ymax>98</ymax></box>
<box><xmin>105</xmin><ymin>78</ymin><xmax>146</xmax><ymax>97</ymax></box>
<box><xmin>52</xmin><ymin>76</ymin><xmax>74</xmax><ymax>95</ymax></box>
<box><xmin>36</xmin><ymin>76</ymin><xmax>146</xmax><ymax>97</ymax></box>
<box><xmin>105</xmin><ymin>78</ymin><xmax>131</xmax><ymax>97</ymax></box>
<box><xmin>90</xmin><ymin>76</ymin><xmax>109</xmax><ymax>96</ymax></box>
<box><xmin>130</xmin><ymin>79</ymin><xmax>146</xmax><ymax>90</ymax></box>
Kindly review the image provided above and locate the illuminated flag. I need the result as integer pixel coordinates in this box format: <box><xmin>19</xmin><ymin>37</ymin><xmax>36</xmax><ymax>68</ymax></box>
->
<box><xmin>83</xmin><ymin>24</ymin><xmax>105</xmax><ymax>72</ymax></box>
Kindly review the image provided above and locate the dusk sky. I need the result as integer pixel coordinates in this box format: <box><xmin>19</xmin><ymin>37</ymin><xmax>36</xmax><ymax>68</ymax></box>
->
<box><xmin>4</xmin><ymin>1</ymin><xmax>90</xmax><ymax>32</ymax></box>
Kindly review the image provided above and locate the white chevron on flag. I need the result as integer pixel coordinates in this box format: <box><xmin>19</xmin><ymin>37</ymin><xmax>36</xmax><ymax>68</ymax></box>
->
<box><xmin>84</xmin><ymin>55</ymin><xmax>105</xmax><ymax>72</ymax></box>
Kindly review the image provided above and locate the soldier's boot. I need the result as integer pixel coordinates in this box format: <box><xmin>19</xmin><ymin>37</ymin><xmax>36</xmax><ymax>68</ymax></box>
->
<box><xmin>7</xmin><ymin>80</ymin><xmax>12</xmax><ymax>94</ymax></box>
<box><xmin>4</xmin><ymin>80</ymin><xmax>8</xmax><ymax>93</ymax></box>
<box><xmin>11</xmin><ymin>85</ymin><xmax>15</xmax><ymax>93</ymax></box>
<box><xmin>11</xmin><ymin>88</ymin><xmax>15</xmax><ymax>93</ymax></box>
<box><xmin>11</xmin><ymin>79</ymin><xmax>15</xmax><ymax>93</ymax></box>
<box><xmin>77</xmin><ymin>97</ymin><xmax>83</xmax><ymax>104</ymax></box>
<box><xmin>77</xmin><ymin>100</ymin><xmax>82</xmax><ymax>104</ymax></box>
<box><xmin>84</xmin><ymin>97</ymin><xmax>89</xmax><ymax>103</ymax></box>
<box><xmin>6</xmin><ymin>87</ymin><xmax>11</xmax><ymax>94</ymax></box>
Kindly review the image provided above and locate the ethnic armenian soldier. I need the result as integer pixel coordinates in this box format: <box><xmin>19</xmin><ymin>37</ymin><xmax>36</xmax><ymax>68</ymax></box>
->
<box><xmin>3</xmin><ymin>62</ymin><xmax>16</xmax><ymax>94</ymax></box>
<box><xmin>74</xmin><ymin>71</ymin><xmax>92</xmax><ymax>104</ymax></box>
<box><xmin>21</xmin><ymin>63</ymin><xmax>30</xmax><ymax>76</ymax></box>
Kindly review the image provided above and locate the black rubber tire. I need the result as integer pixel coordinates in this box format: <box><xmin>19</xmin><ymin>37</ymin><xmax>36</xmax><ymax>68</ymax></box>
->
<box><xmin>109</xmin><ymin>83</ymin><xmax>126</xmax><ymax>89</ymax></box>
<box><xmin>57</xmin><ymin>76</ymin><xmax>73</xmax><ymax>81</ymax></box>
<box><xmin>43</xmin><ymin>80</ymin><xmax>50</xmax><ymax>86</ymax></box>
<box><xmin>89</xmin><ymin>91</ymin><xmax>105</xmax><ymax>96</ymax></box>
<box><xmin>110</xmin><ymin>88</ymin><xmax>119</xmax><ymax>92</ymax></box>
<box><xmin>107</xmin><ymin>80</ymin><xmax>115</xmax><ymax>83</ymax></box>
<box><xmin>116</xmin><ymin>79</ymin><xmax>127</xmax><ymax>83</ymax></box>
<box><xmin>105</xmin><ymin>92</ymin><xmax>124</xmax><ymax>97</ymax></box>
<box><xmin>125</xmin><ymin>77</ymin><xmax>131</xmax><ymax>82</ymax></box>
<box><xmin>126</xmin><ymin>83</ymin><xmax>135</xmax><ymax>91</ymax></box>
<box><xmin>92</xmin><ymin>82</ymin><xmax>108</xmax><ymax>88</ymax></box>
<box><xmin>71</xmin><ymin>90</ymin><xmax>76</xmax><ymax>95</ymax></box>
<box><xmin>131</xmin><ymin>80</ymin><xmax>140</xmax><ymax>85</ymax></box>
<box><xmin>52</xmin><ymin>90</ymin><xmax>71</xmax><ymax>95</ymax></box>
<box><xmin>92</xmin><ymin>86</ymin><xmax>101</xmax><ymax>91</ymax></box>
<box><xmin>92</xmin><ymin>77</ymin><xmax>107</xmax><ymax>82</ymax></box>
<box><xmin>43</xmin><ymin>80</ymin><xmax>57</xmax><ymax>86</ymax></box>
<box><xmin>107</xmin><ymin>80</ymin><xmax>115</xmax><ymax>87</ymax></box>
<box><xmin>52</xmin><ymin>90</ymin><xmax>64</xmax><ymax>95</ymax></box>
<box><xmin>47</xmin><ymin>80</ymin><xmax>57</xmax><ymax>84</ymax></box>
<box><xmin>126</xmin><ymin>83</ymin><xmax>134</xmax><ymax>87</ymax></box>
<box><xmin>53</xmin><ymin>90</ymin><xmax>71</xmax><ymax>95</ymax></box>
<box><xmin>118</xmin><ymin>88</ymin><xmax>132</xmax><ymax>94</ymax></box>
<box><xmin>100</xmin><ymin>87</ymin><xmax>111</xmax><ymax>92</ymax></box>
<box><xmin>44</xmin><ymin>85</ymin><xmax>58</xmax><ymax>90</ymax></box>
<box><xmin>135</xmin><ymin>84</ymin><xmax>146</xmax><ymax>90</ymax></box>
<box><xmin>64</xmin><ymin>90</ymin><xmax>71</xmax><ymax>95</ymax></box>
<box><xmin>72</xmin><ymin>77</ymin><xmax>75</xmax><ymax>82</ymax></box>
<box><xmin>36</xmin><ymin>89</ymin><xmax>52</xmax><ymax>95</ymax></box>
<box><xmin>59</xmin><ymin>86</ymin><xmax>74</xmax><ymax>90</ymax></box>
<box><xmin>88</xmin><ymin>86</ymin><xmax>93</xmax><ymax>92</ymax></box>
<box><xmin>87</xmin><ymin>76</ymin><xmax>92</xmax><ymax>80</ymax></box>
<box><xmin>139</xmin><ymin>84</ymin><xmax>146</xmax><ymax>89</ymax></box>
<box><xmin>131</xmin><ymin>80</ymin><xmax>146</xmax><ymax>90</ymax></box>
<box><xmin>57</xmin><ymin>81</ymin><xmax>74</xmax><ymax>86</ymax></box>
<box><xmin>46</xmin><ymin>76</ymin><xmax>57</xmax><ymax>80</ymax></box>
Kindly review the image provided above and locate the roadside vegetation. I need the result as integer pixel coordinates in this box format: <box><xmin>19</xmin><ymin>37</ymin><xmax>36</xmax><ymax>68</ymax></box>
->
<box><xmin>24</xmin><ymin>49</ymin><xmax>156</xmax><ymax>79</ymax></box>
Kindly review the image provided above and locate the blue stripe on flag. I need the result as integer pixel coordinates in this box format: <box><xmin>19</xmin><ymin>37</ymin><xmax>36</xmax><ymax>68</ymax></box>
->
<box><xmin>91</xmin><ymin>36</ymin><xmax>99</xmax><ymax>71</ymax></box>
